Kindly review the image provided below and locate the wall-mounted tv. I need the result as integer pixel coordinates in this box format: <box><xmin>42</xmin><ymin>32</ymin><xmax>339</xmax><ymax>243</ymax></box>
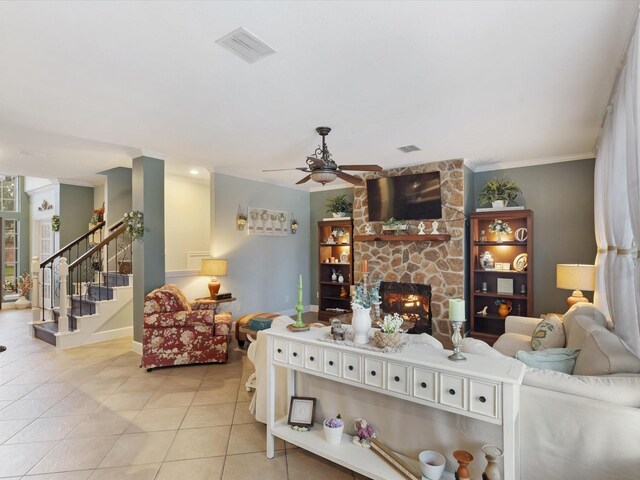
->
<box><xmin>366</xmin><ymin>172</ymin><xmax>442</xmax><ymax>221</ymax></box>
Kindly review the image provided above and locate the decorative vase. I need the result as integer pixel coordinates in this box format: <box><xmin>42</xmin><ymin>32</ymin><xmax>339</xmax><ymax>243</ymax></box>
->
<box><xmin>331</xmin><ymin>272</ymin><xmax>337</xmax><ymax>282</ymax></box>
<box><xmin>338</xmin><ymin>274</ymin><xmax>344</xmax><ymax>283</ymax></box>
<box><xmin>496</xmin><ymin>232</ymin><xmax>503</xmax><ymax>243</ymax></box>
<box><xmin>323</xmin><ymin>421</ymin><xmax>344</xmax><ymax>445</ymax></box>
<box><xmin>498</xmin><ymin>303</ymin><xmax>512</xmax><ymax>317</ymax></box>
<box><xmin>482</xmin><ymin>445</ymin><xmax>503</xmax><ymax>480</ymax></box>
<box><xmin>15</xmin><ymin>296</ymin><xmax>30</xmax><ymax>309</ymax></box>
<box><xmin>373</xmin><ymin>330</ymin><xmax>402</xmax><ymax>348</ymax></box>
<box><xmin>491</xmin><ymin>200</ymin><xmax>506</xmax><ymax>208</ymax></box>
<box><xmin>351</xmin><ymin>307</ymin><xmax>372</xmax><ymax>344</ymax></box>
<box><xmin>332</xmin><ymin>212</ymin><xmax>346</xmax><ymax>218</ymax></box>
<box><xmin>453</xmin><ymin>450</ymin><xmax>474</xmax><ymax>480</ymax></box>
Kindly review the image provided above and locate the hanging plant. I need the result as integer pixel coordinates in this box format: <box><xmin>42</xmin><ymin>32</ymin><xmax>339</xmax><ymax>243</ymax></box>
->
<box><xmin>124</xmin><ymin>211</ymin><xmax>144</xmax><ymax>240</ymax></box>
<box><xmin>51</xmin><ymin>215</ymin><xmax>60</xmax><ymax>232</ymax></box>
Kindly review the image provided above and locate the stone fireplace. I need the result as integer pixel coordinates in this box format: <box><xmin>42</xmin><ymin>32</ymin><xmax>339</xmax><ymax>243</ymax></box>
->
<box><xmin>353</xmin><ymin>159</ymin><xmax>465</xmax><ymax>340</ymax></box>
<box><xmin>379</xmin><ymin>281</ymin><xmax>432</xmax><ymax>334</ymax></box>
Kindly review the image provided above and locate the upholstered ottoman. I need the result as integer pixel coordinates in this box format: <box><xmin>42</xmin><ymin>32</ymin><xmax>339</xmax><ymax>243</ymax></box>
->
<box><xmin>235</xmin><ymin>312</ymin><xmax>279</xmax><ymax>347</ymax></box>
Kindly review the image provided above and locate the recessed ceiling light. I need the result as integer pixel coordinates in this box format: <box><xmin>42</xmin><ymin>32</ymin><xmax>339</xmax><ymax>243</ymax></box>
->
<box><xmin>189</xmin><ymin>169</ymin><xmax>199</xmax><ymax>175</ymax></box>
<box><xmin>398</xmin><ymin>145</ymin><xmax>421</xmax><ymax>153</ymax></box>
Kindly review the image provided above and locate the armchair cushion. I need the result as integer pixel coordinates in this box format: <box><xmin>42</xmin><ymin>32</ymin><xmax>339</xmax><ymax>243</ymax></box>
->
<box><xmin>191</xmin><ymin>299</ymin><xmax>220</xmax><ymax>312</ymax></box>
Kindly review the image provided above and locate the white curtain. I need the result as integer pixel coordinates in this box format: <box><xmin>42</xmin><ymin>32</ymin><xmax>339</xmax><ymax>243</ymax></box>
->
<box><xmin>595</xmin><ymin>17</ymin><xmax>640</xmax><ymax>355</ymax></box>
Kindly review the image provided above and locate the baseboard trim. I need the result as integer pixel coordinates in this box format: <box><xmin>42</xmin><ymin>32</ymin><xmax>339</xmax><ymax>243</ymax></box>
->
<box><xmin>131</xmin><ymin>340</ymin><xmax>142</xmax><ymax>355</ymax></box>
<box><xmin>88</xmin><ymin>326</ymin><xmax>133</xmax><ymax>344</ymax></box>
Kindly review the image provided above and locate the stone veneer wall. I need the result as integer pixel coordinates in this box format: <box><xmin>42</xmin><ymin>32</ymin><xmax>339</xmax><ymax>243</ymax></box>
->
<box><xmin>353</xmin><ymin>159</ymin><xmax>465</xmax><ymax>338</ymax></box>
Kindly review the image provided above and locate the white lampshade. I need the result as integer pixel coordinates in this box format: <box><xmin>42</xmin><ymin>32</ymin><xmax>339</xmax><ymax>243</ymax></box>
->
<box><xmin>200</xmin><ymin>259</ymin><xmax>228</xmax><ymax>277</ymax></box>
<box><xmin>311</xmin><ymin>171</ymin><xmax>337</xmax><ymax>184</ymax></box>
<box><xmin>556</xmin><ymin>264</ymin><xmax>595</xmax><ymax>291</ymax></box>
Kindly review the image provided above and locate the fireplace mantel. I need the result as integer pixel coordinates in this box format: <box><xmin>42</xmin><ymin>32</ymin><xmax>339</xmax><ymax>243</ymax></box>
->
<box><xmin>353</xmin><ymin>233</ymin><xmax>451</xmax><ymax>242</ymax></box>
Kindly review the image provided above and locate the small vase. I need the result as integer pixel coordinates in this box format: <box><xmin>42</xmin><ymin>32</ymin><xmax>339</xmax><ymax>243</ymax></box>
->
<box><xmin>498</xmin><ymin>304</ymin><xmax>512</xmax><ymax>317</ymax></box>
<box><xmin>15</xmin><ymin>296</ymin><xmax>30</xmax><ymax>309</ymax></box>
<box><xmin>373</xmin><ymin>330</ymin><xmax>402</xmax><ymax>348</ymax></box>
<box><xmin>492</xmin><ymin>200</ymin><xmax>506</xmax><ymax>208</ymax></box>
<box><xmin>351</xmin><ymin>307</ymin><xmax>372</xmax><ymax>344</ymax></box>
<box><xmin>453</xmin><ymin>450</ymin><xmax>474</xmax><ymax>480</ymax></box>
<box><xmin>496</xmin><ymin>232</ymin><xmax>503</xmax><ymax>243</ymax></box>
<box><xmin>482</xmin><ymin>445</ymin><xmax>503</xmax><ymax>480</ymax></box>
<box><xmin>338</xmin><ymin>274</ymin><xmax>344</xmax><ymax>283</ymax></box>
<box><xmin>323</xmin><ymin>422</ymin><xmax>344</xmax><ymax>445</ymax></box>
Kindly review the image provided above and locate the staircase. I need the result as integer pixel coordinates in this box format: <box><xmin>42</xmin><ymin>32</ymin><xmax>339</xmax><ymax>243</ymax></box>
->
<box><xmin>31</xmin><ymin>220</ymin><xmax>135</xmax><ymax>350</ymax></box>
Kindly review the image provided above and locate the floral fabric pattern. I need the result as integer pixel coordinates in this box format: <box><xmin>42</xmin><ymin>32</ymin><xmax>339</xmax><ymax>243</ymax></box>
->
<box><xmin>142</xmin><ymin>285</ymin><xmax>232</xmax><ymax>370</ymax></box>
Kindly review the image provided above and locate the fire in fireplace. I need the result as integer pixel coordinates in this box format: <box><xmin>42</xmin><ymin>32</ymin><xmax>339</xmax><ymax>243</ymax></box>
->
<box><xmin>379</xmin><ymin>281</ymin><xmax>432</xmax><ymax>334</ymax></box>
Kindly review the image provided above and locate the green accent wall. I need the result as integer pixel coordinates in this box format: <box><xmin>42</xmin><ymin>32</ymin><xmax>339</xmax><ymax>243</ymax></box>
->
<box><xmin>212</xmin><ymin>174</ymin><xmax>310</xmax><ymax>315</ymax></box>
<box><xmin>309</xmin><ymin>188</ymin><xmax>354</xmax><ymax>304</ymax></box>
<box><xmin>59</xmin><ymin>184</ymin><xmax>94</xmax><ymax>262</ymax></box>
<box><xmin>473</xmin><ymin>159</ymin><xmax>596</xmax><ymax>315</ymax></box>
<box><xmin>132</xmin><ymin>156</ymin><xmax>165</xmax><ymax>342</ymax></box>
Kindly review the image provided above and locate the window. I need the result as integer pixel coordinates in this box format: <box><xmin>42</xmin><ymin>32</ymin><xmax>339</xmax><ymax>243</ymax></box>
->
<box><xmin>0</xmin><ymin>176</ymin><xmax>18</xmax><ymax>212</ymax></box>
<box><xmin>4</xmin><ymin>220</ymin><xmax>18</xmax><ymax>295</ymax></box>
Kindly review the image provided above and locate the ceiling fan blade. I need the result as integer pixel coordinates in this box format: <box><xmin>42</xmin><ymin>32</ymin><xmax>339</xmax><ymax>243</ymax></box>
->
<box><xmin>338</xmin><ymin>164</ymin><xmax>383</xmax><ymax>171</ymax></box>
<box><xmin>263</xmin><ymin>167</ymin><xmax>311</xmax><ymax>172</ymax></box>
<box><xmin>296</xmin><ymin>174</ymin><xmax>312</xmax><ymax>184</ymax></box>
<box><xmin>336</xmin><ymin>171</ymin><xmax>364</xmax><ymax>186</ymax></box>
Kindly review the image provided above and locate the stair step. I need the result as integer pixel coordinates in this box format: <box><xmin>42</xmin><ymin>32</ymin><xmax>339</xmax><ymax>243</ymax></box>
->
<box><xmin>102</xmin><ymin>272</ymin><xmax>130</xmax><ymax>287</ymax></box>
<box><xmin>87</xmin><ymin>284</ymin><xmax>114</xmax><ymax>301</ymax></box>
<box><xmin>33</xmin><ymin>323</ymin><xmax>58</xmax><ymax>346</ymax></box>
<box><xmin>70</xmin><ymin>296</ymin><xmax>96</xmax><ymax>316</ymax></box>
<box><xmin>52</xmin><ymin>310</ymin><xmax>78</xmax><ymax>330</ymax></box>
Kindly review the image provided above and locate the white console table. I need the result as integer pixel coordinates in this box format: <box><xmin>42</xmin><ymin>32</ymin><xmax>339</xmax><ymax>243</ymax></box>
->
<box><xmin>265</xmin><ymin>327</ymin><xmax>525</xmax><ymax>480</ymax></box>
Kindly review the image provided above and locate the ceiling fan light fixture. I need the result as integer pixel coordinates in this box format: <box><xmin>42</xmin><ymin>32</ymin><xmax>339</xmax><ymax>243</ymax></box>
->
<box><xmin>310</xmin><ymin>171</ymin><xmax>337</xmax><ymax>185</ymax></box>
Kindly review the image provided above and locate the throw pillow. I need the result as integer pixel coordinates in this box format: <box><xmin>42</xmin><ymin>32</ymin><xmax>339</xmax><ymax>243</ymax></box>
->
<box><xmin>530</xmin><ymin>315</ymin><xmax>565</xmax><ymax>351</ymax></box>
<box><xmin>573</xmin><ymin>327</ymin><xmax>640</xmax><ymax>375</ymax></box>
<box><xmin>515</xmin><ymin>348</ymin><xmax>580</xmax><ymax>374</ymax></box>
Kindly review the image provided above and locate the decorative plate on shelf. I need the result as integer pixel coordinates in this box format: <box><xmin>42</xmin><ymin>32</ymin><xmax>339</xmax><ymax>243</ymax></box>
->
<box><xmin>513</xmin><ymin>253</ymin><xmax>528</xmax><ymax>272</ymax></box>
<box><xmin>514</xmin><ymin>227</ymin><xmax>528</xmax><ymax>242</ymax></box>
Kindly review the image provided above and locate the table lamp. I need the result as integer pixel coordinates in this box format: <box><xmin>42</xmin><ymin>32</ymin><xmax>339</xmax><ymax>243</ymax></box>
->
<box><xmin>556</xmin><ymin>264</ymin><xmax>595</xmax><ymax>307</ymax></box>
<box><xmin>200</xmin><ymin>259</ymin><xmax>228</xmax><ymax>298</ymax></box>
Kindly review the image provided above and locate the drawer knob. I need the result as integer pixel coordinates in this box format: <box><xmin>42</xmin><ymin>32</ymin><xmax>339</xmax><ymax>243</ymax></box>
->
<box><xmin>394</xmin><ymin>376</ymin><xmax>400</xmax><ymax>382</ymax></box>
<box><xmin>309</xmin><ymin>356</ymin><xmax>315</xmax><ymax>362</ymax></box>
<box><xmin>276</xmin><ymin>348</ymin><xmax>282</xmax><ymax>354</ymax></box>
<box><xmin>449</xmin><ymin>388</ymin><xmax>456</xmax><ymax>395</ymax></box>
<box><xmin>348</xmin><ymin>365</ymin><xmax>354</xmax><ymax>371</ymax></box>
<box><xmin>371</xmin><ymin>371</ymin><xmax>376</xmax><ymax>376</ymax></box>
<box><xmin>420</xmin><ymin>382</ymin><xmax>427</xmax><ymax>389</ymax></box>
<box><xmin>479</xmin><ymin>396</ymin><xmax>487</xmax><ymax>403</ymax></box>
<box><xmin>292</xmin><ymin>352</ymin><xmax>298</xmax><ymax>357</ymax></box>
<box><xmin>328</xmin><ymin>360</ymin><xmax>334</xmax><ymax>366</ymax></box>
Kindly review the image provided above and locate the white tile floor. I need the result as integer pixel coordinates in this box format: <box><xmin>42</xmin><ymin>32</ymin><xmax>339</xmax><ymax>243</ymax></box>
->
<box><xmin>0</xmin><ymin>309</ymin><xmax>365</xmax><ymax>479</ymax></box>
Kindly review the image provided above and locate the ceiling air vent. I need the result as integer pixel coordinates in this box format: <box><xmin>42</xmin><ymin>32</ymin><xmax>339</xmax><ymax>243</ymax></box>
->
<box><xmin>398</xmin><ymin>145</ymin><xmax>421</xmax><ymax>153</ymax></box>
<box><xmin>215</xmin><ymin>27</ymin><xmax>276</xmax><ymax>64</ymax></box>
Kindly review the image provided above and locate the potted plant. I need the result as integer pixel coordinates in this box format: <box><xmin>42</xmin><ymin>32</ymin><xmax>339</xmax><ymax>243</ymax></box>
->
<box><xmin>15</xmin><ymin>273</ymin><xmax>32</xmax><ymax>309</ymax></box>
<box><xmin>323</xmin><ymin>413</ymin><xmax>344</xmax><ymax>445</ymax></box>
<box><xmin>488</xmin><ymin>219</ymin><xmax>512</xmax><ymax>243</ymax></box>
<box><xmin>326</xmin><ymin>193</ymin><xmax>353</xmax><ymax>217</ymax></box>
<box><xmin>373</xmin><ymin>312</ymin><xmax>403</xmax><ymax>348</ymax></box>
<box><xmin>478</xmin><ymin>177</ymin><xmax>522</xmax><ymax>208</ymax></box>
<box><xmin>382</xmin><ymin>217</ymin><xmax>408</xmax><ymax>233</ymax></box>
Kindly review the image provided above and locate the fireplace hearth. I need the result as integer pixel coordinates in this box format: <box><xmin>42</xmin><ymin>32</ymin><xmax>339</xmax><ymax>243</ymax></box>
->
<box><xmin>379</xmin><ymin>281</ymin><xmax>432</xmax><ymax>334</ymax></box>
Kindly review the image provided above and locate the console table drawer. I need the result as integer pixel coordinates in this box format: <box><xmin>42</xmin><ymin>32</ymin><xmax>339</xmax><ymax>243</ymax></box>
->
<box><xmin>364</xmin><ymin>358</ymin><xmax>385</xmax><ymax>388</ymax></box>
<box><xmin>273</xmin><ymin>339</ymin><xmax>287</xmax><ymax>363</ymax></box>
<box><xmin>288</xmin><ymin>341</ymin><xmax>304</xmax><ymax>367</ymax></box>
<box><xmin>342</xmin><ymin>353</ymin><xmax>362</xmax><ymax>383</ymax></box>
<box><xmin>323</xmin><ymin>349</ymin><xmax>341</xmax><ymax>377</ymax></box>
<box><xmin>304</xmin><ymin>345</ymin><xmax>321</xmax><ymax>372</ymax></box>
<box><xmin>440</xmin><ymin>373</ymin><xmax>467</xmax><ymax>411</ymax></box>
<box><xmin>387</xmin><ymin>362</ymin><xmax>410</xmax><ymax>395</ymax></box>
<box><xmin>469</xmin><ymin>380</ymin><xmax>500</xmax><ymax>419</ymax></box>
<box><xmin>413</xmin><ymin>367</ymin><xmax>437</xmax><ymax>402</ymax></box>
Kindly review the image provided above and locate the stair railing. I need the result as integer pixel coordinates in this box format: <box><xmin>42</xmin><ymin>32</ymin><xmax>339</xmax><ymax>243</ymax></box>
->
<box><xmin>60</xmin><ymin>223</ymin><xmax>131</xmax><ymax>331</ymax></box>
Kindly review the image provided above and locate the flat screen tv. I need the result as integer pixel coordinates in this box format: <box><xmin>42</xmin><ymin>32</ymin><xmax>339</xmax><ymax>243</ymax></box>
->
<box><xmin>366</xmin><ymin>172</ymin><xmax>442</xmax><ymax>221</ymax></box>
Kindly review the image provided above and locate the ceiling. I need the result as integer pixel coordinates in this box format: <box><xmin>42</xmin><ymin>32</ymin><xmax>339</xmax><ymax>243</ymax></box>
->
<box><xmin>0</xmin><ymin>1</ymin><xmax>636</xmax><ymax>188</ymax></box>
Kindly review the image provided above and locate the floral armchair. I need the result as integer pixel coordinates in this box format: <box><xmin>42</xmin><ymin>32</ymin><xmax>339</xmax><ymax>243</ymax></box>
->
<box><xmin>142</xmin><ymin>284</ymin><xmax>232</xmax><ymax>371</ymax></box>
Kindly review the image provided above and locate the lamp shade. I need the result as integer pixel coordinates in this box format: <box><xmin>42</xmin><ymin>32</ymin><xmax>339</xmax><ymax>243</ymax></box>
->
<box><xmin>200</xmin><ymin>259</ymin><xmax>228</xmax><ymax>277</ymax></box>
<box><xmin>556</xmin><ymin>264</ymin><xmax>595</xmax><ymax>291</ymax></box>
<box><xmin>311</xmin><ymin>171</ymin><xmax>337</xmax><ymax>184</ymax></box>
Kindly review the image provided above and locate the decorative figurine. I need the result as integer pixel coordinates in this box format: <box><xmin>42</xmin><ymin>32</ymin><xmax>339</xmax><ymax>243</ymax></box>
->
<box><xmin>477</xmin><ymin>306</ymin><xmax>488</xmax><ymax>316</ymax></box>
<box><xmin>364</xmin><ymin>224</ymin><xmax>374</xmax><ymax>235</ymax></box>
<box><xmin>352</xmin><ymin>418</ymin><xmax>376</xmax><ymax>448</ymax></box>
<box><xmin>417</xmin><ymin>221</ymin><xmax>426</xmax><ymax>235</ymax></box>
<box><xmin>480</xmin><ymin>229</ymin><xmax>487</xmax><ymax>242</ymax></box>
<box><xmin>453</xmin><ymin>450</ymin><xmax>474</xmax><ymax>480</ymax></box>
<box><xmin>431</xmin><ymin>220</ymin><xmax>440</xmax><ymax>234</ymax></box>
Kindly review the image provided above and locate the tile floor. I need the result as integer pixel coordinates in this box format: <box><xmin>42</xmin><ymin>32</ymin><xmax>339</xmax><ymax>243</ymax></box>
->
<box><xmin>0</xmin><ymin>309</ymin><xmax>366</xmax><ymax>479</ymax></box>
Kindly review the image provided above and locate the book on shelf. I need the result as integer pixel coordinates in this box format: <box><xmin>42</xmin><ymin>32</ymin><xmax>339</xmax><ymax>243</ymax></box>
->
<box><xmin>213</xmin><ymin>292</ymin><xmax>232</xmax><ymax>300</ymax></box>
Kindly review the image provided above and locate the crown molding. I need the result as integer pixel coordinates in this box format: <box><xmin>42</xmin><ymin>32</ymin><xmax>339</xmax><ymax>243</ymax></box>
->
<box><xmin>212</xmin><ymin>168</ymin><xmax>311</xmax><ymax>191</ymax></box>
<box><xmin>130</xmin><ymin>149</ymin><xmax>169</xmax><ymax>161</ymax></box>
<box><xmin>464</xmin><ymin>152</ymin><xmax>595</xmax><ymax>173</ymax></box>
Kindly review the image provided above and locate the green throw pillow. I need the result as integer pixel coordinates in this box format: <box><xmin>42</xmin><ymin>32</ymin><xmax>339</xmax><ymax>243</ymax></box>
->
<box><xmin>515</xmin><ymin>348</ymin><xmax>580</xmax><ymax>374</ymax></box>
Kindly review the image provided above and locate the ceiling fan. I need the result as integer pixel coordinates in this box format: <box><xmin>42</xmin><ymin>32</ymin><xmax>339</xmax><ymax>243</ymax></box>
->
<box><xmin>263</xmin><ymin>127</ymin><xmax>382</xmax><ymax>185</ymax></box>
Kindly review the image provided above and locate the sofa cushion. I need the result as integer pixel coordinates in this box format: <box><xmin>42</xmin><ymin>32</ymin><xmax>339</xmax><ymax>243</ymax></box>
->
<box><xmin>515</xmin><ymin>348</ymin><xmax>580</xmax><ymax>374</ymax></box>
<box><xmin>573</xmin><ymin>327</ymin><xmax>640</xmax><ymax>375</ymax></box>
<box><xmin>563</xmin><ymin>303</ymin><xmax>608</xmax><ymax>349</ymax></box>
<box><xmin>462</xmin><ymin>338</ymin><xmax>509</xmax><ymax>358</ymax></box>
<box><xmin>493</xmin><ymin>333</ymin><xmax>532</xmax><ymax>357</ymax></box>
<box><xmin>531</xmin><ymin>315</ymin><xmax>565</xmax><ymax>351</ymax></box>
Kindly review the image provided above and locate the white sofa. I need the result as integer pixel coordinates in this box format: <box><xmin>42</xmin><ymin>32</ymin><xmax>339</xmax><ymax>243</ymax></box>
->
<box><xmin>462</xmin><ymin>303</ymin><xmax>640</xmax><ymax>479</ymax></box>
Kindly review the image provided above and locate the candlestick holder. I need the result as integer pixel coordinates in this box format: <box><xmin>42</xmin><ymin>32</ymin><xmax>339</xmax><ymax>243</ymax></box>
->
<box><xmin>362</xmin><ymin>272</ymin><xmax>369</xmax><ymax>290</ymax></box>
<box><xmin>448</xmin><ymin>320</ymin><xmax>466</xmax><ymax>361</ymax></box>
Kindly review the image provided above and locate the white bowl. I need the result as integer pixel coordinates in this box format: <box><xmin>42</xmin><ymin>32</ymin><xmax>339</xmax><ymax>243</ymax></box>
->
<box><xmin>418</xmin><ymin>450</ymin><xmax>446</xmax><ymax>480</ymax></box>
